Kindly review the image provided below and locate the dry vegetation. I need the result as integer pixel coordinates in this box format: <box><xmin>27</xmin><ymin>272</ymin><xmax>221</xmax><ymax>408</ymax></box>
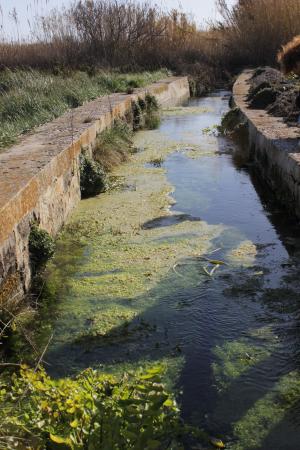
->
<box><xmin>278</xmin><ymin>35</ymin><xmax>300</xmax><ymax>76</ymax></box>
<box><xmin>0</xmin><ymin>0</ymin><xmax>300</xmax><ymax>78</ymax></box>
<box><xmin>214</xmin><ymin>0</ymin><xmax>300</xmax><ymax>70</ymax></box>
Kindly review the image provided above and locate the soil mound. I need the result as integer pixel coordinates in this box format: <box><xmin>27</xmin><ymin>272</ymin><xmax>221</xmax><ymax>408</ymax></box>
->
<box><xmin>247</xmin><ymin>67</ymin><xmax>300</xmax><ymax>127</ymax></box>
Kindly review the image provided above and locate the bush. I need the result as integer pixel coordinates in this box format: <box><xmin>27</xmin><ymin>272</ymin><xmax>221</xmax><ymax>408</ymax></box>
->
<box><xmin>80</xmin><ymin>154</ymin><xmax>107</xmax><ymax>198</ymax></box>
<box><xmin>215</xmin><ymin>0</ymin><xmax>300</xmax><ymax>70</ymax></box>
<box><xmin>145</xmin><ymin>94</ymin><xmax>161</xmax><ymax>130</ymax></box>
<box><xmin>0</xmin><ymin>365</ymin><xmax>183</xmax><ymax>450</ymax></box>
<box><xmin>277</xmin><ymin>35</ymin><xmax>300</xmax><ymax>75</ymax></box>
<box><xmin>29</xmin><ymin>223</ymin><xmax>55</xmax><ymax>267</ymax></box>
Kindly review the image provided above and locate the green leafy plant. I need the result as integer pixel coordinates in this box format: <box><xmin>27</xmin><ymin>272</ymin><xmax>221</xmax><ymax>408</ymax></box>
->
<box><xmin>0</xmin><ymin>365</ymin><xmax>184</xmax><ymax>450</ymax></box>
<box><xmin>132</xmin><ymin>99</ymin><xmax>144</xmax><ymax>131</ymax></box>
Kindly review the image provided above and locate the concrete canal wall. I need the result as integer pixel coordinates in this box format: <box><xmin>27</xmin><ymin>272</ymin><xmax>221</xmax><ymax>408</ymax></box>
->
<box><xmin>0</xmin><ymin>76</ymin><xmax>190</xmax><ymax>301</ymax></box>
<box><xmin>233</xmin><ymin>71</ymin><xmax>300</xmax><ymax>217</ymax></box>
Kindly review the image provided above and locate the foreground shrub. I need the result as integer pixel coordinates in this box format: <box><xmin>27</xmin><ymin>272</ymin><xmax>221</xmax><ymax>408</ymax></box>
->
<box><xmin>0</xmin><ymin>365</ymin><xmax>183</xmax><ymax>450</ymax></box>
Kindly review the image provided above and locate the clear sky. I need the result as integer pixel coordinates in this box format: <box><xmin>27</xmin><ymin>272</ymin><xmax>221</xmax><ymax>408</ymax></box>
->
<box><xmin>0</xmin><ymin>0</ymin><xmax>236</xmax><ymax>40</ymax></box>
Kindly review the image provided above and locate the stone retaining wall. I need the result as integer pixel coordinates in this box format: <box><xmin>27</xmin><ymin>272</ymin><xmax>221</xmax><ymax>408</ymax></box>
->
<box><xmin>233</xmin><ymin>71</ymin><xmax>300</xmax><ymax>217</ymax></box>
<box><xmin>0</xmin><ymin>76</ymin><xmax>190</xmax><ymax>300</ymax></box>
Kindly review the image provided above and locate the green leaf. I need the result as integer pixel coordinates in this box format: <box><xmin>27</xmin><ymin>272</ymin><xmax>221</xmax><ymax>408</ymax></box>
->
<box><xmin>70</xmin><ymin>419</ymin><xmax>79</xmax><ymax>428</ymax></box>
<box><xmin>163</xmin><ymin>398</ymin><xmax>174</xmax><ymax>407</ymax></box>
<box><xmin>50</xmin><ymin>434</ymin><xmax>71</xmax><ymax>445</ymax></box>
<box><xmin>146</xmin><ymin>440</ymin><xmax>161</xmax><ymax>449</ymax></box>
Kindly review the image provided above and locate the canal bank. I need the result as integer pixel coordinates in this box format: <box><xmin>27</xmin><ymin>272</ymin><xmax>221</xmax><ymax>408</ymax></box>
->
<box><xmin>233</xmin><ymin>71</ymin><xmax>300</xmax><ymax>218</ymax></box>
<box><xmin>0</xmin><ymin>76</ymin><xmax>189</xmax><ymax>301</ymax></box>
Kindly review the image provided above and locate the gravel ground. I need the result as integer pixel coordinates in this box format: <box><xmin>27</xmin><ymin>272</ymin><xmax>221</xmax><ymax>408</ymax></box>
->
<box><xmin>247</xmin><ymin>67</ymin><xmax>300</xmax><ymax>127</ymax></box>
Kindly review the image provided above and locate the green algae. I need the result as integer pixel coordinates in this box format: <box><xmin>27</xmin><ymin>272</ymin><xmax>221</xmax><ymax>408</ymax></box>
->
<box><xmin>227</xmin><ymin>240</ymin><xmax>257</xmax><ymax>267</ymax></box>
<box><xmin>228</xmin><ymin>371</ymin><xmax>300</xmax><ymax>450</ymax></box>
<box><xmin>40</xmin><ymin>121</ymin><xmax>224</xmax><ymax>358</ymax></box>
<box><xmin>212</xmin><ymin>338</ymin><xmax>272</xmax><ymax>392</ymax></box>
<box><xmin>103</xmin><ymin>355</ymin><xmax>185</xmax><ymax>391</ymax></box>
<box><xmin>163</xmin><ymin>106</ymin><xmax>212</xmax><ymax>116</ymax></box>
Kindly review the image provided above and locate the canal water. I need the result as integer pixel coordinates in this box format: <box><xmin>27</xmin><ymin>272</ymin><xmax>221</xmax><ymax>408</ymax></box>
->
<box><xmin>38</xmin><ymin>93</ymin><xmax>300</xmax><ymax>449</ymax></box>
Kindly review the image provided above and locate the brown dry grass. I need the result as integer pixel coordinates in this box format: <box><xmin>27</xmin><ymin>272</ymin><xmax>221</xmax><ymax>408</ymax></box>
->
<box><xmin>1</xmin><ymin>0</ymin><xmax>300</xmax><ymax>83</ymax></box>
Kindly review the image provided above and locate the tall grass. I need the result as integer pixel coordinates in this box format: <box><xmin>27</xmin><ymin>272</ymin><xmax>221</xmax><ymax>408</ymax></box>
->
<box><xmin>0</xmin><ymin>69</ymin><xmax>166</xmax><ymax>149</ymax></box>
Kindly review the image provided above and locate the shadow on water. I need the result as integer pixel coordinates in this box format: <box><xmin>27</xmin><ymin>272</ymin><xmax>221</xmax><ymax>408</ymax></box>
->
<box><xmin>142</xmin><ymin>214</ymin><xmax>201</xmax><ymax>230</ymax></box>
<box><xmin>43</xmin><ymin>243</ymin><xmax>300</xmax><ymax>449</ymax></box>
<box><xmin>28</xmin><ymin>92</ymin><xmax>300</xmax><ymax>449</ymax></box>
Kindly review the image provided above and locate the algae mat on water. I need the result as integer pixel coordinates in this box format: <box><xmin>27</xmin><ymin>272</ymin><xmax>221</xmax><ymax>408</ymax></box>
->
<box><xmin>43</xmin><ymin>128</ymin><xmax>224</xmax><ymax>367</ymax></box>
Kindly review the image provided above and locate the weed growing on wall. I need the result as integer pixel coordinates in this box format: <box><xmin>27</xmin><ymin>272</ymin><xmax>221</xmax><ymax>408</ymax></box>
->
<box><xmin>93</xmin><ymin>120</ymin><xmax>133</xmax><ymax>171</ymax></box>
<box><xmin>80</xmin><ymin>154</ymin><xmax>107</xmax><ymax>198</ymax></box>
<box><xmin>132</xmin><ymin>94</ymin><xmax>161</xmax><ymax>131</ymax></box>
<box><xmin>29</xmin><ymin>223</ymin><xmax>55</xmax><ymax>269</ymax></box>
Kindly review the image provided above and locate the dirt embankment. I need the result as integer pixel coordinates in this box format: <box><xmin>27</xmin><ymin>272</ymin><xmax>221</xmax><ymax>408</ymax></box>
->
<box><xmin>247</xmin><ymin>67</ymin><xmax>300</xmax><ymax>127</ymax></box>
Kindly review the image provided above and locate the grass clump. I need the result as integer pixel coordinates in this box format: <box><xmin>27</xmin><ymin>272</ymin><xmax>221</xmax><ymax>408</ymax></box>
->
<box><xmin>0</xmin><ymin>364</ymin><xmax>183</xmax><ymax>450</ymax></box>
<box><xmin>93</xmin><ymin>120</ymin><xmax>133</xmax><ymax>172</ymax></box>
<box><xmin>0</xmin><ymin>69</ymin><xmax>166</xmax><ymax>151</ymax></box>
<box><xmin>149</xmin><ymin>155</ymin><xmax>165</xmax><ymax>167</ymax></box>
